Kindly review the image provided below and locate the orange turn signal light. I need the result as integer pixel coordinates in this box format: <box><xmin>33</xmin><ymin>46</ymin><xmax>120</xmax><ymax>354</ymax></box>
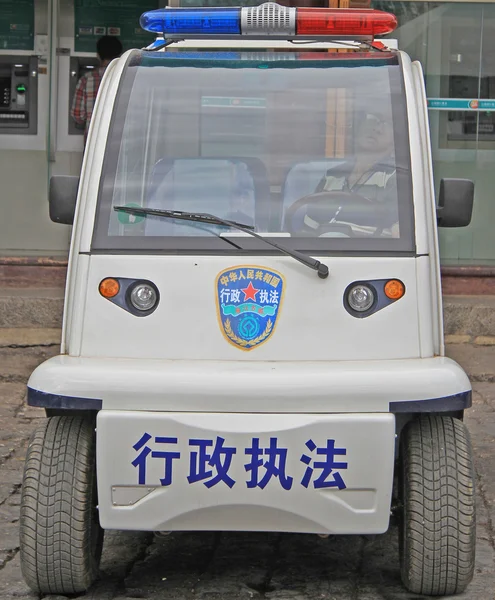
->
<box><xmin>384</xmin><ymin>279</ymin><xmax>405</xmax><ymax>300</ymax></box>
<box><xmin>99</xmin><ymin>278</ymin><xmax>120</xmax><ymax>298</ymax></box>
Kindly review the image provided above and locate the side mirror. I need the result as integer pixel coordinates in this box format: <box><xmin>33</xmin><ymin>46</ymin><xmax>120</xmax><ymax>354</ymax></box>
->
<box><xmin>49</xmin><ymin>176</ymin><xmax>79</xmax><ymax>225</ymax></box>
<box><xmin>437</xmin><ymin>178</ymin><xmax>474</xmax><ymax>228</ymax></box>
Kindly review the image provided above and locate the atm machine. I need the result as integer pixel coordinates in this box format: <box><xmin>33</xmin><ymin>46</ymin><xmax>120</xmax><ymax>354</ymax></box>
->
<box><xmin>56</xmin><ymin>0</ymin><xmax>166</xmax><ymax>153</ymax></box>
<box><xmin>0</xmin><ymin>55</ymin><xmax>38</xmax><ymax>134</ymax></box>
<box><xmin>67</xmin><ymin>56</ymin><xmax>99</xmax><ymax>135</ymax></box>
<box><xmin>56</xmin><ymin>49</ymin><xmax>99</xmax><ymax>153</ymax></box>
<box><xmin>0</xmin><ymin>47</ymin><xmax>45</xmax><ymax>152</ymax></box>
<box><xmin>0</xmin><ymin>20</ymin><xmax>68</xmax><ymax>254</ymax></box>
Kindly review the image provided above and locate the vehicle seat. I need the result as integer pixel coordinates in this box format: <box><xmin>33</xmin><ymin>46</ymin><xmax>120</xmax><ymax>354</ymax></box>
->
<box><xmin>144</xmin><ymin>157</ymin><xmax>270</xmax><ymax>236</ymax></box>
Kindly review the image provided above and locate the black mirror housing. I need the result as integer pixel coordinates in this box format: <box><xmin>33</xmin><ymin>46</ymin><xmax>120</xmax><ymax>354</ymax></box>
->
<box><xmin>437</xmin><ymin>178</ymin><xmax>474</xmax><ymax>228</ymax></box>
<box><xmin>49</xmin><ymin>176</ymin><xmax>79</xmax><ymax>225</ymax></box>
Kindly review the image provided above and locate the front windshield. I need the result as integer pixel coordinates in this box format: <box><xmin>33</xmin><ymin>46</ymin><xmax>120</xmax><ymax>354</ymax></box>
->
<box><xmin>92</xmin><ymin>50</ymin><xmax>414</xmax><ymax>254</ymax></box>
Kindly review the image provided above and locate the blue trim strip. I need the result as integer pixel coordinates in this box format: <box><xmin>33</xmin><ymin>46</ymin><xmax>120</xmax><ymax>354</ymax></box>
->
<box><xmin>27</xmin><ymin>388</ymin><xmax>471</xmax><ymax>414</ymax></box>
<box><xmin>389</xmin><ymin>391</ymin><xmax>471</xmax><ymax>413</ymax></box>
<box><xmin>27</xmin><ymin>387</ymin><xmax>102</xmax><ymax>411</ymax></box>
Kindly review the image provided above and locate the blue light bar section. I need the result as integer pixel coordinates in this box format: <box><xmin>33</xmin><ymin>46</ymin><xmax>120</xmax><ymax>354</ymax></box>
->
<box><xmin>140</xmin><ymin>8</ymin><xmax>241</xmax><ymax>36</ymax></box>
<box><xmin>143</xmin><ymin>52</ymin><xmax>242</xmax><ymax>61</ymax></box>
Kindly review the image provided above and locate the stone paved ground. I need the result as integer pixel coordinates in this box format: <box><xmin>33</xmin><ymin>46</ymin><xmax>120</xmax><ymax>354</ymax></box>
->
<box><xmin>0</xmin><ymin>343</ymin><xmax>494</xmax><ymax>600</ymax></box>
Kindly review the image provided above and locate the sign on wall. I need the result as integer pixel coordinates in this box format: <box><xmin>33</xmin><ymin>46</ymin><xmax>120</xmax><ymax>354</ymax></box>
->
<box><xmin>74</xmin><ymin>0</ymin><xmax>160</xmax><ymax>53</ymax></box>
<box><xmin>0</xmin><ymin>0</ymin><xmax>34</xmax><ymax>50</ymax></box>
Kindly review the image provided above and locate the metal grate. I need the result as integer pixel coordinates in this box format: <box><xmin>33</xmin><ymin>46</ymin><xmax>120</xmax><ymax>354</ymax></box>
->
<box><xmin>241</xmin><ymin>2</ymin><xmax>296</xmax><ymax>36</ymax></box>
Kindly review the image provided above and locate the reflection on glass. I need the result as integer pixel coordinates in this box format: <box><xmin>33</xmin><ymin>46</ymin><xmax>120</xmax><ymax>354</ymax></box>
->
<box><xmin>443</xmin><ymin>20</ymin><xmax>482</xmax><ymax>143</ymax></box>
<box><xmin>372</xmin><ymin>1</ymin><xmax>495</xmax><ymax>264</ymax></box>
<box><xmin>374</xmin><ymin>1</ymin><xmax>495</xmax><ymax>146</ymax></box>
<box><xmin>178</xmin><ymin>0</ymin><xmax>326</xmax><ymax>6</ymax></box>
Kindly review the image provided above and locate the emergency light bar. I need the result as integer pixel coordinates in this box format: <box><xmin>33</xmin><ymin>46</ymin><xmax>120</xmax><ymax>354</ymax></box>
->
<box><xmin>140</xmin><ymin>2</ymin><xmax>397</xmax><ymax>40</ymax></box>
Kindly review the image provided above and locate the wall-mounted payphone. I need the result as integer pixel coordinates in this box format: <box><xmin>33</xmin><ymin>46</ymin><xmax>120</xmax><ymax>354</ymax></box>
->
<box><xmin>68</xmin><ymin>56</ymin><xmax>99</xmax><ymax>135</ymax></box>
<box><xmin>0</xmin><ymin>56</ymin><xmax>38</xmax><ymax>135</ymax></box>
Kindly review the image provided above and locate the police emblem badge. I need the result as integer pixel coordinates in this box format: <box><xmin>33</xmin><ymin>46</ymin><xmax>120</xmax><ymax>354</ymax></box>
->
<box><xmin>215</xmin><ymin>266</ymin><xmax>285</xmax><ymax>351</ymax></box>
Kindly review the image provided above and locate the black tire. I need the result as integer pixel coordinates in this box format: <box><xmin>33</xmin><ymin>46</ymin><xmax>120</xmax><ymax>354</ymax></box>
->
<box><xmin>399</xmin><ymin>415</ymin><xmax>476</xmax><ymax>596</ymax></box>
<box><xmin>19</xmin><ymin>416</ymin><xmax>104</xmax><ymax>594</ymax></box>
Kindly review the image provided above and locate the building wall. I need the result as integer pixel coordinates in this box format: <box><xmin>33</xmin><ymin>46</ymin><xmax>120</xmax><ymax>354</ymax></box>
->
<box><xmin>0</xmin><ymin>0</ymin><xmax>158</xmax><ymax>256</ymax></box>
<box><xmin>0</xmin><ymin>0</ymin><xmax>70</xmax><ymax>254</ymax></box>
<box><xmin>1</xmin><ymin>0</ymin><xmax>495</xmax><ymax>264</ymax></box>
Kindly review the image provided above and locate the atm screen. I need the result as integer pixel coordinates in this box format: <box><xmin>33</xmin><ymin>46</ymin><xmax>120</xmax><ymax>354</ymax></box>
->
<box><xmin>0</xmin><ymin>77</ymin><xmax>11</xmax><ymax>108</ymax></box>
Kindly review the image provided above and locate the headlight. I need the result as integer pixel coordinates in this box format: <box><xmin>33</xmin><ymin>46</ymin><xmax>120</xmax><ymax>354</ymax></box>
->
<box><xmin>129</xmin><ymin>283</ymin><xmax>158</xmax><ymax>312</ymax></box>
<box><xmin>347</xmin><ymin>284</ymin><xmax>375</xmax><ymax>312</ymax></box>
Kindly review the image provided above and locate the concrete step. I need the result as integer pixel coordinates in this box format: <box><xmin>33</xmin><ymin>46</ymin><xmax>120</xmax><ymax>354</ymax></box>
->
<box><xmin>0</xmin><ymin>288</ymin><xmax>64</xmax><ymax>329</ymax></box>
<box><xmin>443</xmin><ymin>295</ymin><xmax>495</xmax><ymax>338</ymax></box>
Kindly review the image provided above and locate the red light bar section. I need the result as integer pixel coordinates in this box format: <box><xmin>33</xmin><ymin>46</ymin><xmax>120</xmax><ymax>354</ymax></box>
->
<box><xmin>296</xmin><ymin>8</ymin><xmax>397</xmax><ymax>38</ymax></box>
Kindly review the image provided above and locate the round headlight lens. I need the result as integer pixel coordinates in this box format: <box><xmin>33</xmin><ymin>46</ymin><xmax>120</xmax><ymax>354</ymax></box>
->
<box><xmin>130</xmin><ymin>283</ymin><xmax>157</xmax><ymax>311</ymax></box>
<box><xmin>347</xmin><ymin>284</ymin><xmax>375</xmax><ymax>312</ymax></box>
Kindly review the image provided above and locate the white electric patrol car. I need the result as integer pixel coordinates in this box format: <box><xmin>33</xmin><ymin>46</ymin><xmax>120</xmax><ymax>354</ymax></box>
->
<box><xmin>19</xmin><ymin>3</ymin><xmax>476</xmax><ymax>597</ymax></box>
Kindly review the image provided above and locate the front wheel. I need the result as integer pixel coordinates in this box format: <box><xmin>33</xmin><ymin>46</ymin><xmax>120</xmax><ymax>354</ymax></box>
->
<box><xmin>19</xmin><ymin>416</ymin><xmax>104</xmax><ymax>594</ymax></box>
<box><xmin>399</xmin><ymin>415</ymin><xmax>476</xmax><ymax>596</ymax></box>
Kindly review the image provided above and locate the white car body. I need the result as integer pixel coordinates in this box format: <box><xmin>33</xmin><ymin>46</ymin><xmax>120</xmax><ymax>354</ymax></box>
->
<box><xmin>28</xmin><ymin>38</ymin><xmax>471</xmax><ymax>537</ymax></box>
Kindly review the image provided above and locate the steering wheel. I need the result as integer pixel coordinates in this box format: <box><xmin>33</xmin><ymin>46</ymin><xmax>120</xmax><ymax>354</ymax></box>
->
<box><xmin>284</xmin><ymin>190</ymin><xmax>385</xmax><ymax>237</ymax></box>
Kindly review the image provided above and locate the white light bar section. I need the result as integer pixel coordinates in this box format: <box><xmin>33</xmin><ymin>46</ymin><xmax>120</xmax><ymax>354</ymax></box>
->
<box><xmin>241</xmin><ymin>3</ymin><xmax>296</xmax><ymax>36</ymax></box>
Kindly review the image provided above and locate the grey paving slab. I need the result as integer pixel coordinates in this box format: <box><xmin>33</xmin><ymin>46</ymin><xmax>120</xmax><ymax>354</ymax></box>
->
<box><xmin>0</xmin><ymin>344</ymin><xmax>493</xmax><ymax>600</ymax></box>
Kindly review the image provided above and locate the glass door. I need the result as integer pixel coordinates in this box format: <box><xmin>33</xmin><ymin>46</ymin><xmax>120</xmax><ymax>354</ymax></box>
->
<box><xmin>0</xmin><ymin>0</ymin><xmax>70</xmax><ymax>255</ymax></box>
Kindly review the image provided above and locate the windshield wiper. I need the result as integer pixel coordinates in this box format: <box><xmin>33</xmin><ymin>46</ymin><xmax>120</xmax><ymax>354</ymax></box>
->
<box><xmin>114</xmin><ymin>206</ymin><xmax>329</xmax><ymax>279</ymax></box>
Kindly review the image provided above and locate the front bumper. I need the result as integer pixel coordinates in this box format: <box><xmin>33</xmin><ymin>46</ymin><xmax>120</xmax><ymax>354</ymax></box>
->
<box><xmin>28</xmin><ymin>355</ymin><xmax>471</xmax><ymax>413</ymax></box>
<box><xmin>96</xmin><ymin>410</ymin><xmax>395</xmax><ymax>534</ymax></box>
